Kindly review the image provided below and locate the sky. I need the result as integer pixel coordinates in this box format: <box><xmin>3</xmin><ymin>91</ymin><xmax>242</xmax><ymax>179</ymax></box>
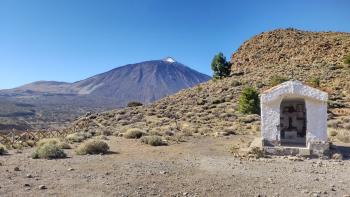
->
<box><xmin>0</xmin><ymin>0</ymin><xmax>349</xmax><ymax>89</ymax></box>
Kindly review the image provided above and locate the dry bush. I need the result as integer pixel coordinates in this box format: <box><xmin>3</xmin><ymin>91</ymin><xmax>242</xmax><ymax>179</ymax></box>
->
<box><xmin>229</xmin><ymin>144</ymin><xmax>240</xmax><ymax>155</ymax></box>
<box><xmin>248</xmin><ymin>147</ymin><xmax>265</xmax><ymax>158</ymax></box>
<box><xmin>127</xmin><ymin>101</ymin><xmax>143</xmax><ymax>107</ymax></box>
<box><xmin>65</xmin><ymin>132</ymin><xmax>91</xmax><ymax>143</ymax></box>
<box><xmin>165</xmin><ymin>133</ymin><xmax>186</xmax><ymax>143</ymax></box>
<box><xmin>95</xmin><ymin>135</ymin><xmax>109</xmax><ymax>140</ymax></box>
<box><xmin>124</xmin><ymin>128</ymin><xmax>145</xmax><ymax>139</ymax></box>
<box><xmin>76</xmin><ymin>140</ymin><xmax>110</xmax><ymax>155</ymax></box>
<box><xmin>180</xmin><ymin>122</ymin><xmax>197</xmax><ymax>136</ymax></box>
<box><xmin>344</xmin><ymin>123</ymin><xmax>350</xmax><ymax>130</ymax></box>
<box><xmin>336</xmin><ymin>129</ymin><xmax>350</xmax><ymax>143</ymax></box>
<box><xmin>101</xmin><ymin>129</ymin><xmax>112</xmax><ymax>136</ymax></box>
<box><xmin>113</xmin><ymin>131</ymin><xmax>120</xmax><ymax>137</ymax></box>
<box><xmin>141</xmin><ymin>136</ymin><xmax>167</xmax><ymax>146</ymax></box>
<box><xmin>32</xmin><ymin>143</ymin><xmax>67</xmax><ymax>159</ymax></box>
<box><xmin>327</xmin><ymin>119</ymin><xmax>342</xmax><ymax>128</ymax></box>
<box><xmin>37</xmin><ymin>138</ymin><xmax>71</xmax><ymax>149</ymax></box>
<box><xmin>328</xmin><ymin>128</ymin><xmax>338</xmax><ymax>137</ymax></box>
<box><xmin>24</xmin><ymin>140</ymin><xmax>36</xmax><ymax>147</ymax></box>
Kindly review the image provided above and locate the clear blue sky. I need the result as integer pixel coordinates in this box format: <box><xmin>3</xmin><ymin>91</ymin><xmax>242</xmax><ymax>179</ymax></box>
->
<box><xmin>0</xmin><ymin>0</ymin><xmax>349</xmax><ymax>89</ymax></box>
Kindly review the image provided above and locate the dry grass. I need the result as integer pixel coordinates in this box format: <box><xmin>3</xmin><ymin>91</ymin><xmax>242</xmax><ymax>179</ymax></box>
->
<box><xmin>124</xmin><ymin>128</ymin><xmax>144</xmax><ymax>139</ymax></box>
<box><xmin>75</xmin><ymin>140</ymin><xmax>110</xmax><ymax>155</ymax></box>
<box><xmin>336</xmin><ymin>129</ymin><xmax>350</xmax><ymax>143</ymax></box>
<box><xmin>32</xmin><ymin>143</ymin><xmax>67</xmax><ymax>159</ymax></box>
<box><xmin>37</xmin><ymin>138</ymin><xmax>71</xmax><ymax>149</ymax></box>
<box><xmin>65</xmin><ymin>132</ymin><xmax>92</xmax><ymax>143</ymax></box>
<box><xmin>141</xmin><ymin>136</ymin><xmax>167</xmax><ymax>146</ymax></box>
<box><xmin>328</xmin><ymin>128</ymin><xmax>338</xmax><ymax>137</ymax></box>
<box><xmin>329</xmin><ymin>128</ymin><xmax>350</xmax><ymax>143</ymax></box>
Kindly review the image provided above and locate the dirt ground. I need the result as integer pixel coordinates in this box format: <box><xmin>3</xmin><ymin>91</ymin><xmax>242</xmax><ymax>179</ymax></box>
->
<box><xmin>1</xmin><ymin>135</ymin><xmax>350</xmax><ymax>197</ymax></box>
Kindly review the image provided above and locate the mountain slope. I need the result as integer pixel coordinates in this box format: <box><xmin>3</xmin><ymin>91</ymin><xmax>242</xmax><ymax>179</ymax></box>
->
<box><xmin>0</xmin><ymin>58</ymin><xmax>210</xmax><ymax>130</ymax></box>
<box><xmin>69</xmin><ymin>58</ymin><xmax>211</xmax><ymax>104</ymax></box>
<box><xmin>69</xmin><ymin>29</ymin><xmax>350</xmax><ymax>138</ymax></box>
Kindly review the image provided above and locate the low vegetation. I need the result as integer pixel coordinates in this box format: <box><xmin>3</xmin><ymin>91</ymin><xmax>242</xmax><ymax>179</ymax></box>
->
<box><xmin>238</xmin><ymin>87</ymin><xmax>260</xmax><ymax>115</ymax></box>
<box><xmin>75</xmin><ymin>140</ymin><xmax>110</xmax><ymax>155</ymax></box>
<box><xmin>32</xmin><ymin>143</ymin><xmax>67</xmax><ymax>159</ymax></box>
<box><xmin>335</xmin><ymin>129</ymin><xmax>350</xmax><ymax>143</ymax></box>
<box><xmin>270</xmin><ymin>75</ymin><xmax>288</xmax><ymax>86</ymax></box>
<box><xmin>65</xmin><ymin>132</ymin><xmax>92</xmax><ymax>143</ymax></box>
<box><xmin>124</xmin><ymin>128</ymin><xmax>144</xmax><ymax>139</ymax></box>
<box><xmin>37</xmin><ymin>138</ymin><xmax>71</xmax><ymax>149</ymax></box>
<box><xmin>141</xmin><ymin>136</ymin><xmax>167</xmax><ymax>146</ymax></box>
<box><xmin>127</xmin><ymin>101</ymin><xmax>143</xmax><ymax>107</ymax></box>
<box><xmin>328</xmin><ymin>128</ymin><xmax>350</xmax><ymax>143</ymax></box>
<box><xmin>308</xmin><ymin>77</ymin><xmax>320</xmax><ymax>87</ymax></box>
<box><xmin>344</xmin><ymin>53</ymin><xmax>350</xmax><ymax>65</ymax></box>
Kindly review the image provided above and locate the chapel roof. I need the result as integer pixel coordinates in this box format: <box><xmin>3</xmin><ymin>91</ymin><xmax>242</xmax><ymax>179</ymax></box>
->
<box><xmin>261</xmin><ymin>80</ymin><xmax>328</xmax><ymax>102</ymax></box>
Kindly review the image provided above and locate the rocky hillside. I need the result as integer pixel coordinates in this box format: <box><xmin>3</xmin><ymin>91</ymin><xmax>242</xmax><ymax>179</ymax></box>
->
<box><xmin>0</xmin><ymin>58</ymin><xmax>210</xmax><ymax>130</ymax></box>
<box><xmin>69</xmin><ymin>29</ymin><xmax>350</xmax><ymax>139</ymax></box>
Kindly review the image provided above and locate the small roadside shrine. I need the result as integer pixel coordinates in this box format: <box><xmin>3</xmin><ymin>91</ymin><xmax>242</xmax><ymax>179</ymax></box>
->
<box><xmin>260</xmin><ymin>80</ymin><xmax>329</xmax><ymax>156</ymax></box>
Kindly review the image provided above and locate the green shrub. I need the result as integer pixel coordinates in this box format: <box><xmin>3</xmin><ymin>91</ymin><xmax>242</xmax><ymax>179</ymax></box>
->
<box><xmin>309</xmin><ymin>77</ymin><xmax>320</xmax><ymax>87</ymax></box>
<box><xmin>124</xmin><ymin>128</ymin><xmax>144</xmax><ymax>139</ymax></box>
<box><xmin>270</xmin><ymin>75</ymin><xmax>288</xmax><ymax>86</ymax></box>
<box><xmin>0</xmin><ymin>144</ymin><xmax>7</xmax><ymax>155</ymax></box>
<box><xmin>238</xmin><ymin>87</ymin><xmax>260</xmax><ymax>115</ymax></box>
<box><xmin>344</xmin><ymin>53</ymin><xmax>350</xmax><ymax>65</ymax></box>
<box><xmin>75</xmin><ymin>140</ymin><xmax>110</xmax><ymax>155</ymax></box>
<box><xmin>141</xmin><ymin>136</ymin><xmax>167</xmax><ymax>146</ymax></box>
<box><xmin>32</xmin><ymin>143</ymin><xmax>66</xmax><ymax>159</ymax></box>
<box><xmin>127</xmin><ymin>101</ymin><xmax>143</xmax><ymax>107</ymax></box>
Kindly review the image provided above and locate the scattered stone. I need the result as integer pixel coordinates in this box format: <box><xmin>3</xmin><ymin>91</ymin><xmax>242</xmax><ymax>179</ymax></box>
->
<box><xmin>26</xmin><ymin>174</ymin><xmax>33</xmax><ymax>178</ymax></box>
<box><xmin>67</xmin><ymin>168</ymin><xmax>74</xmax><ymax>171</ymax></box>
<box><xmin>39</xmin><ymin>185</ymin><xmax>47</xmax><ymax>190</ymax></box>
<box><xmin>14</xmin><ymin>167</ymin><xmax>20</xmax><ymax>171</ymax></box>
<box><xmin>332</xmin><ymin>153</ymin><xmax>343</xmax><ymax>160</ymax></box>
<box><xmin>24</xmin><ymin>183</ymin><xmax>30</xmax><ymax>187</ymax></box>
<box><xmin>288</xmin><ymin>156</ymin><xmax>304</xmax><ymax>161</ymax></box>
<box><xmin>160</xmin><ymin>171</ymin><xmax>168</xmax><ymax>175</ymax></box>
<box><xmin>302</xmin><ymin>190</ymin><xmax>309</xmax><ymax>194</ymax></box>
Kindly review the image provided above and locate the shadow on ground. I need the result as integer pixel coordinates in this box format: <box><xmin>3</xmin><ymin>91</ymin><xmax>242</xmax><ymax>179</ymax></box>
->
<box><xmin>332</xmin><ymin>144</ymin><xmax>350</xmax><ymax>160</ymax></box>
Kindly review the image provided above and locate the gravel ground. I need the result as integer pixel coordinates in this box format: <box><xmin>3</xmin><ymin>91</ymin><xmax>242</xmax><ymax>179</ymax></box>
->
<box><xmin>1</xmin><ymin>136</ymin><xmax>350</xmax><ymax>197</ymax></box>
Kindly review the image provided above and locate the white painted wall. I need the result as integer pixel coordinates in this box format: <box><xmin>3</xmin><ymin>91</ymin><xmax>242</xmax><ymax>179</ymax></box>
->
<box><xmin>261</xmin><ymin>81</ymin><xmax>328</xmax><ymax>148</ymax></box>
<box><xmin>305</xmin><ymin>99</ymin><xmax>328</xmax><ymax>144</ymax></box>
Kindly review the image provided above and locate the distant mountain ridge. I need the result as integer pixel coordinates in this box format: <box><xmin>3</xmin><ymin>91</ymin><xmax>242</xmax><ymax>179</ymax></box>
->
<box><xmin>0</xmin><ymin>58</ymin><xmax>211</xmax><ymax>130</ymax></box>
<box><xmin>68</xmin><ymin>28</ymin><xmax>350</xmax><ymax>141</ymax></box>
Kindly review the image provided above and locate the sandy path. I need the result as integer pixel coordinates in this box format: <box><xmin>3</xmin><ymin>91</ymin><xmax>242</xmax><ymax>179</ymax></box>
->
<box><xmin>1</xmin><ymin>136</ymin><xmax>350</xmax><ymax>197</ymax></box>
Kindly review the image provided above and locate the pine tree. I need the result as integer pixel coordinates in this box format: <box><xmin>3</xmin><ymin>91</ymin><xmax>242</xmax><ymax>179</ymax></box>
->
<box><xmin>211</xmin><ymin>52</ymin><xmax>231</xmax><ymax>79</ymax></box>
<box><xmin>238</xmin><ymin>87</ymin><xmax>260</xmax><ymax>114</ymax></box>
